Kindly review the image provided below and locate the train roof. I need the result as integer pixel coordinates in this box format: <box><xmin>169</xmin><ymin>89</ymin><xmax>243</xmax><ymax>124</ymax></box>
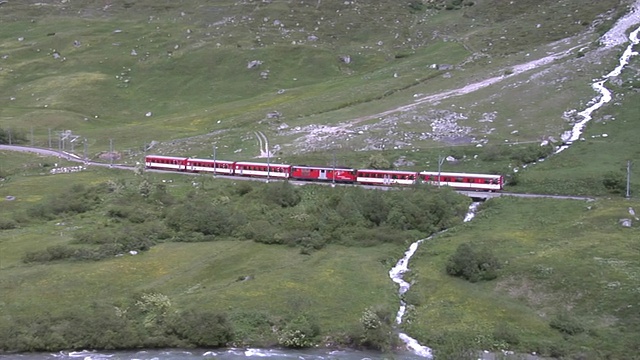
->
<box><xmin>187</xmin><ymin>158</ymin><xmax>234</xmax><ymax>163</ymax></box>
<box><xmin>145</xmin><ymin>155</ymin><xmax>187</xmax><ymax>160</ymax></box>
<box><xmin>291</xmin><ymin>165</ymin><xmax>356</xmax><ymax>171</ymax></box>
<box><xmin>235</xmin><ymin>161</ymin><xmax>291</xmax><ymax>167</ymax></box>
<box><xmin>357</xmin><ymin>169</ymin><xmax>418</xmax><ymax>174</ymax></box>
<box><xmin>419</xmin><ymin>171</ymin><xmax>503</xmax><ymax>179</ymax></box>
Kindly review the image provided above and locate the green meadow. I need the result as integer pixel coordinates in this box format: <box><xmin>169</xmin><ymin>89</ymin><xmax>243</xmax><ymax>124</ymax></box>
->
<box><xmin>1</xmin><ymin>0</ymin><xmax>640</xmax><ymax>359</ymax></box>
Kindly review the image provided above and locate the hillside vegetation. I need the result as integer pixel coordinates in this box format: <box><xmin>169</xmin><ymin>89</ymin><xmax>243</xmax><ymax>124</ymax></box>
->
<box><xmin>1</xmin><ymin>0</ymin><xmax>640</xmax><ymax>359</ymax></box>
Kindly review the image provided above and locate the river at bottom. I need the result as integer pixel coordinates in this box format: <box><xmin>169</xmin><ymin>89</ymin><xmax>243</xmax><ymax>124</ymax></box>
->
<box><xmin>0</xmin><ymin>348</ymin><xmax>441</xmax><ymax>360</ymax></box>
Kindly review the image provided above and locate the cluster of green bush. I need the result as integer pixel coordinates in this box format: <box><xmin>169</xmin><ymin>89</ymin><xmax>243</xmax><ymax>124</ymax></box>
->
<box><xmin>0</xmin><ymin>127</ymin><xmax>27</xmax><ymax>145</ymax></box>
<box><xmin>16</xmin><ymin>176</ymin><xmax>470</xmax><ymax>263</ymax></box>
<box><xmin>416</xmin><ymin>0</ymin><xmax>475</xmax><ymax>11</ymax></box>
<box><xmin>0</xmin><ymin>288</ymin><xmax>399</xmax><ymax>353</ymax></box>
<box><xmin>445</xmin><ymin>242</ymin><xmax>501</xmax><ymax>282</ymax></box>
<box><xmin>479</xmin><ymin>143</ymin><xmax>555</xmax><ymax>167</ymax></box>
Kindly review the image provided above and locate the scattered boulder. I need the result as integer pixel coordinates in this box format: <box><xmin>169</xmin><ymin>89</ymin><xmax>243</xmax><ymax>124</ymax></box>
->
<box><xmin>619</xmin><ymin>219</ymin><xmax>632</xmax><ymax>227</ymax></box>
<box><xmin>247</xmin><ymin>60</ymin><xmax>263</xmax><ymax>69</ymax></box>
<box><xmin>339</xmin><ymin>55</ymin><xmax>351</xmax><ymax>64</ymax></box>
<box><xmin>266</xmin><ymin>111</ymin><xmax>281</xmax><ymax>119</ymax></box>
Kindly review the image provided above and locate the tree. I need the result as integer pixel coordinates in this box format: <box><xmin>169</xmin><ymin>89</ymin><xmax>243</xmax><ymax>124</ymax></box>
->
<box><xmin>602</xmin><ymin>171</ymin><xmax>625</xmax><ymax>194</ymax></box>
<box><xmin>367</xmin><ymin>154</ymin><xmax>392</xmax><ymax>170</ymax></box>
<box><xmin>446</xmin><ymin>243</ymin><xmax>501</xmax><ymax>282</ymax></box>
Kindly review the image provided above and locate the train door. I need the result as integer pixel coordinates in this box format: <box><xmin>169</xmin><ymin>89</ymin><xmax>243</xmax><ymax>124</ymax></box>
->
<box><xmin>383</xmin><ymin>174</ymin><xmax>391</xmax><ymax>185</ymax></box>
<box><xmin>319</xmin><ymin>169</ymin><xmax>327</xmax><ymax>180</ymax></box>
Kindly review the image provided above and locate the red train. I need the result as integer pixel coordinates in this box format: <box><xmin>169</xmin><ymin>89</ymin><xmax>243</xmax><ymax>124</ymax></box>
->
<box><xmin>144</xmin><ymin>155</ymin><xmax>503</xmax><ymax>191</ymax></box>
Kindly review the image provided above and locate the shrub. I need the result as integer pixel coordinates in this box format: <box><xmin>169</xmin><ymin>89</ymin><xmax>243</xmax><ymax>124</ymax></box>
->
<box><xmin>0</xmin><ymin>218</ymin><xmax>18</xmax><ymax>230</ymax></box>
<box><xmin>166</xmin><ymin>200</ymin><xmax>241</xmax><ymax>236</ymax></box>
<box><xmin>229</xmin><ymin>310</ymin><xmax>278</xmax><ymax>347</ymax></box>
<box><xmin>26</xmin><ymin>183</ymin><xmax>107</xmax><ymax>219</ymax></box>
<box><xmin>492</xmin><ymin>322</ymin><xmax>520</xmax><ymax>346</ymax></box>
<box><xmin>277</xmin><ymin>314</ymin><xmax>320</xmax><ymax>348</ymax></box>
<box><xmin>445</xmin><ymin>243</ymin><xmax>501</xmax><ymax>282</ymax></box>
<box><xmin>168</xmin><ymin>310</ymin><xmax>234</xmax><ymax>347</ymax></box>
<box><xmin>357</xmin><ymin>306</ymin><xmax>398</xmax><ymax>352</ymax></box>
<box><xmin>366</xmin><ymin>154</ymin><xmax>392</xmax><ymax>170</ymax></box>
<box><xmin>23</xmin><ymin>245</ymin><xmax>75</xmax><ymax>263</ymax></box>
<box><xmin>408</xmin><ymin>0</ymin><xmax>424</xmax><ymax>13</ymax></box>
<box><xmin>264</xmin><ymin>181</ymin><xmax>301</xmax><ymax>208</ymax></box>
<box><xmin>602</xmin><ymin>171</ymin><xmax>626</xmax><ymax>194</ymax></box>
<box><xmin>549</xmin><ymin>312</ymin><xmax>585</xmax><ymax>335</ymax></box>
<box><xmin>235</xmin><ymin>181</ymin><xmax>254</xmax><ymax>196</ymax></box>
<box><xmin>431</xmin><ymin>332</ymin><xmax>478</xmax><ymax>360</ymax></box>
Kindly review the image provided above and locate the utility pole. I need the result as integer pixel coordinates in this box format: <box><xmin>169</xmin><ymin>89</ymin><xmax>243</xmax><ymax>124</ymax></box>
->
<box><xmin>83</xmin><ymin>138</ymin><xmax>88</xmax><ymax>164</ymax></box>
<box><xmin>626</xmin><ymin>160</ymin><xmax>632</xmax><ymax>199</ymax></box>
<box><xmin>30</xmin><ymin>126</ymin><xmax>34</xmax><ymax>146</ymax></box>
<box><xmin>7</xmin><ymin>129</ymin><xmax>11</xmax><ymax>145</ymax></box>
<box><xmin>212</xmin><ymin>143</ymin><xmax>217</xmax><ymax>177</ymax></box>
<box><xmin>437</xmin><ymin>154</ymin><xmax>445</xmax><ymax>187</ymax></box>
<box><xmin>332</xmin><ymin>149</ymin><xmax>336</xmax><ymax>187</ymax></box>
<box><xmin>48</xmin><ymin>128</ymin><xmax>52</xmax><ymax>149</ymax></box>
<box><xmin>267</xmin><ymin>145</ymin><xmax>270</xmax><ymax>183</ymax></box>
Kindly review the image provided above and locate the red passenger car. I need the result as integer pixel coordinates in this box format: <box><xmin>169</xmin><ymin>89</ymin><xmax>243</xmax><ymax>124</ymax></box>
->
<box><xmin>356</xmin><ymin>169</ymin><xmax>418</xmax><ymax>186</ymax></box>
<box><xmin>234</xmin><ymin>161</ymin><xmax>291</xmax><ymax>179</ymax></box>
<box><xmin>419</xmin><ymin>171</ymin><xmax>503</xmax><ymax>191</ymax></box>
<box><xmin>145</xmin><ymin>155</ymin><xmax>189</xmax><ymax>171</ymax></box>
<box><xmin>186</xmin><ymin>158</ymin><xmax>235</xmax><ymax>175</ymax></box>
<box><xmin>290</xmin><ymin>165</ymin><xmax>357</xmax><ymax>183</ymax></box>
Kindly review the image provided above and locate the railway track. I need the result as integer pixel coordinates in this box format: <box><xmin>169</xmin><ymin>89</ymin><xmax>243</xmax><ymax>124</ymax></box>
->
<box><xmin>0</xmin><ymin>144</ymin><xmax>595</xmax><ymax>201</ymax></box>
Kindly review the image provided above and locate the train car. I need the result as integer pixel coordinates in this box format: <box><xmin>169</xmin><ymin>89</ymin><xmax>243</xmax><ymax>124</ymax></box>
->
<box><xmin>290</xmin><ymin>165</ymin><xmax>357</xmax><ymax>183</ymax></box>
<box><xmin>145</xmin><ymin>155</ymin><xmax>189</xmax><ymax>171</ymax></box>
<box><xmin>234</xmin><ymin>161</ymin><xmax>291</xmax><ymax>179</ymax></box>
<box><xmin>419</xmin><ymin>171</ymin><xmax>503</xmax><ymax>191</ymax></box>
<box><xmin>186</xmin><ymin>158</ymin><xmax>235</xmax><ymax>175</ymax></box>
<box><xmin>356</xmin><ymin>169</ymin><xmax>418</xmax><ymax>186</ymax></box>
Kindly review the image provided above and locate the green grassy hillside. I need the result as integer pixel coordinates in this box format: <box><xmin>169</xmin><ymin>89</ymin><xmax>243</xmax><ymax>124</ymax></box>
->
<box><xmin>1</xmin><ymin>0</ymin><xmax>640</xmax><ymax>358</ymax></box>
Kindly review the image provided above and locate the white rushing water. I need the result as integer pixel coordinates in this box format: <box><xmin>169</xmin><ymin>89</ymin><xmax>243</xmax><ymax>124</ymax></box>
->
<box><xmin>389</xmin><ymin>202</ymin><xmax>482</xmax><ymax>358</ymax></box>
<box><xmin>556</xmin><ymin>1</ymin><xmax>640</xmax><ymax>154</ymax></box>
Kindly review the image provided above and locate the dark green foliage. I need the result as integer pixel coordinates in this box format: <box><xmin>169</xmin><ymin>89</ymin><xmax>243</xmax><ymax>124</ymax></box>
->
<box><xmin>0</xmin><ymin>217</ymin><xmax>18</xmax><ymax>230</ymax></box>
<box><xmin>492</xmin><ymin>322</ymin><xmax>520</xmax><ymax>346</ymax></box>
<box><xmin>549</xmin><ymin>312</ymin><xmax>585</xmax><ymax>335</ymax></box>
<box><xmin>0</xmin><ymin>128</ymin><xmax>27</xmax><ymax>145</ymax></box>
<box><xmin>19</xmin><ymin>177</ymin><xmax>468</xmax><ymax>262</ymax></box>
<box><xmin>167</xmin><ymin>310</ymin><xmax>234</xmax><ymax>347</ymax></box>
<box><xmin>278</xmin><ymin>314</ymin><xmax>321</xmax><ymax>348</ymax></box>
<box><xmin>23</xmin><ymin>245</ymin><xmax>76</xmax><ymax>263</ymax></box>
<box><xmin>430</xmin><ymin>332</ymin><xmax>477</xmax><ymax>360</ymax></box>
<box><xmin>602</xmin><ymin>171</ymin><xmax>626</xmax><ymax>195</ymax></box>
<box><xmin>366</xmin><ymin>154</ymin><xmax>392</xmax><ymax>170</ymax></box>
<box><xmin>23</xmin><ymin>221</ymin><xmax>169</xmax><ymax>263</ymax></box>
<box><xmin>408</xmin><ymin>0</ymin><xmax>425</xmax><ymax>13</ymax></box>
<box><xmin>445</xmin><ymin>243</ymin><xmax>501</xmax><ymax>282</ymax></box>
<box><xmin>27</xmin><ymin>183</ymin><xmax>107</xmax><ymax>219</ymax></box>
<box><xmin>235</xmin><ymin>181</ymin><xmax>254</xmax><ymax>196</ymax></box>
<box><xmin>165</xmin><ymin>198</ymin><xmax>244</xmax><ymax>237</ymax></box>
<box><xmin>355</xmin><ymin>305</ymin><xmax>398</xmax><ymax>352</ymax></box>
<box><xmin>229</xmin><ymin>311</ymin><xmax>279</xmax><ymax>347</ymax></box>
<box><xmin>264</xmin><ymin>181</ymin><xmax>301</xmax><ymax>208</ymax></box>
<box><xmin>480</xmin><ymin>143</ymin><xmax>555</xmax><ymax>165</ymax></box>
<box><xmin>359</xmin><ymin>190</ymin><xmax>390</xmax><ymax>225</ymax></box>
<box><xmin>0</xmin><ymin>306</ymin><xmax>144</xmax><ymax>352</ymax></box>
